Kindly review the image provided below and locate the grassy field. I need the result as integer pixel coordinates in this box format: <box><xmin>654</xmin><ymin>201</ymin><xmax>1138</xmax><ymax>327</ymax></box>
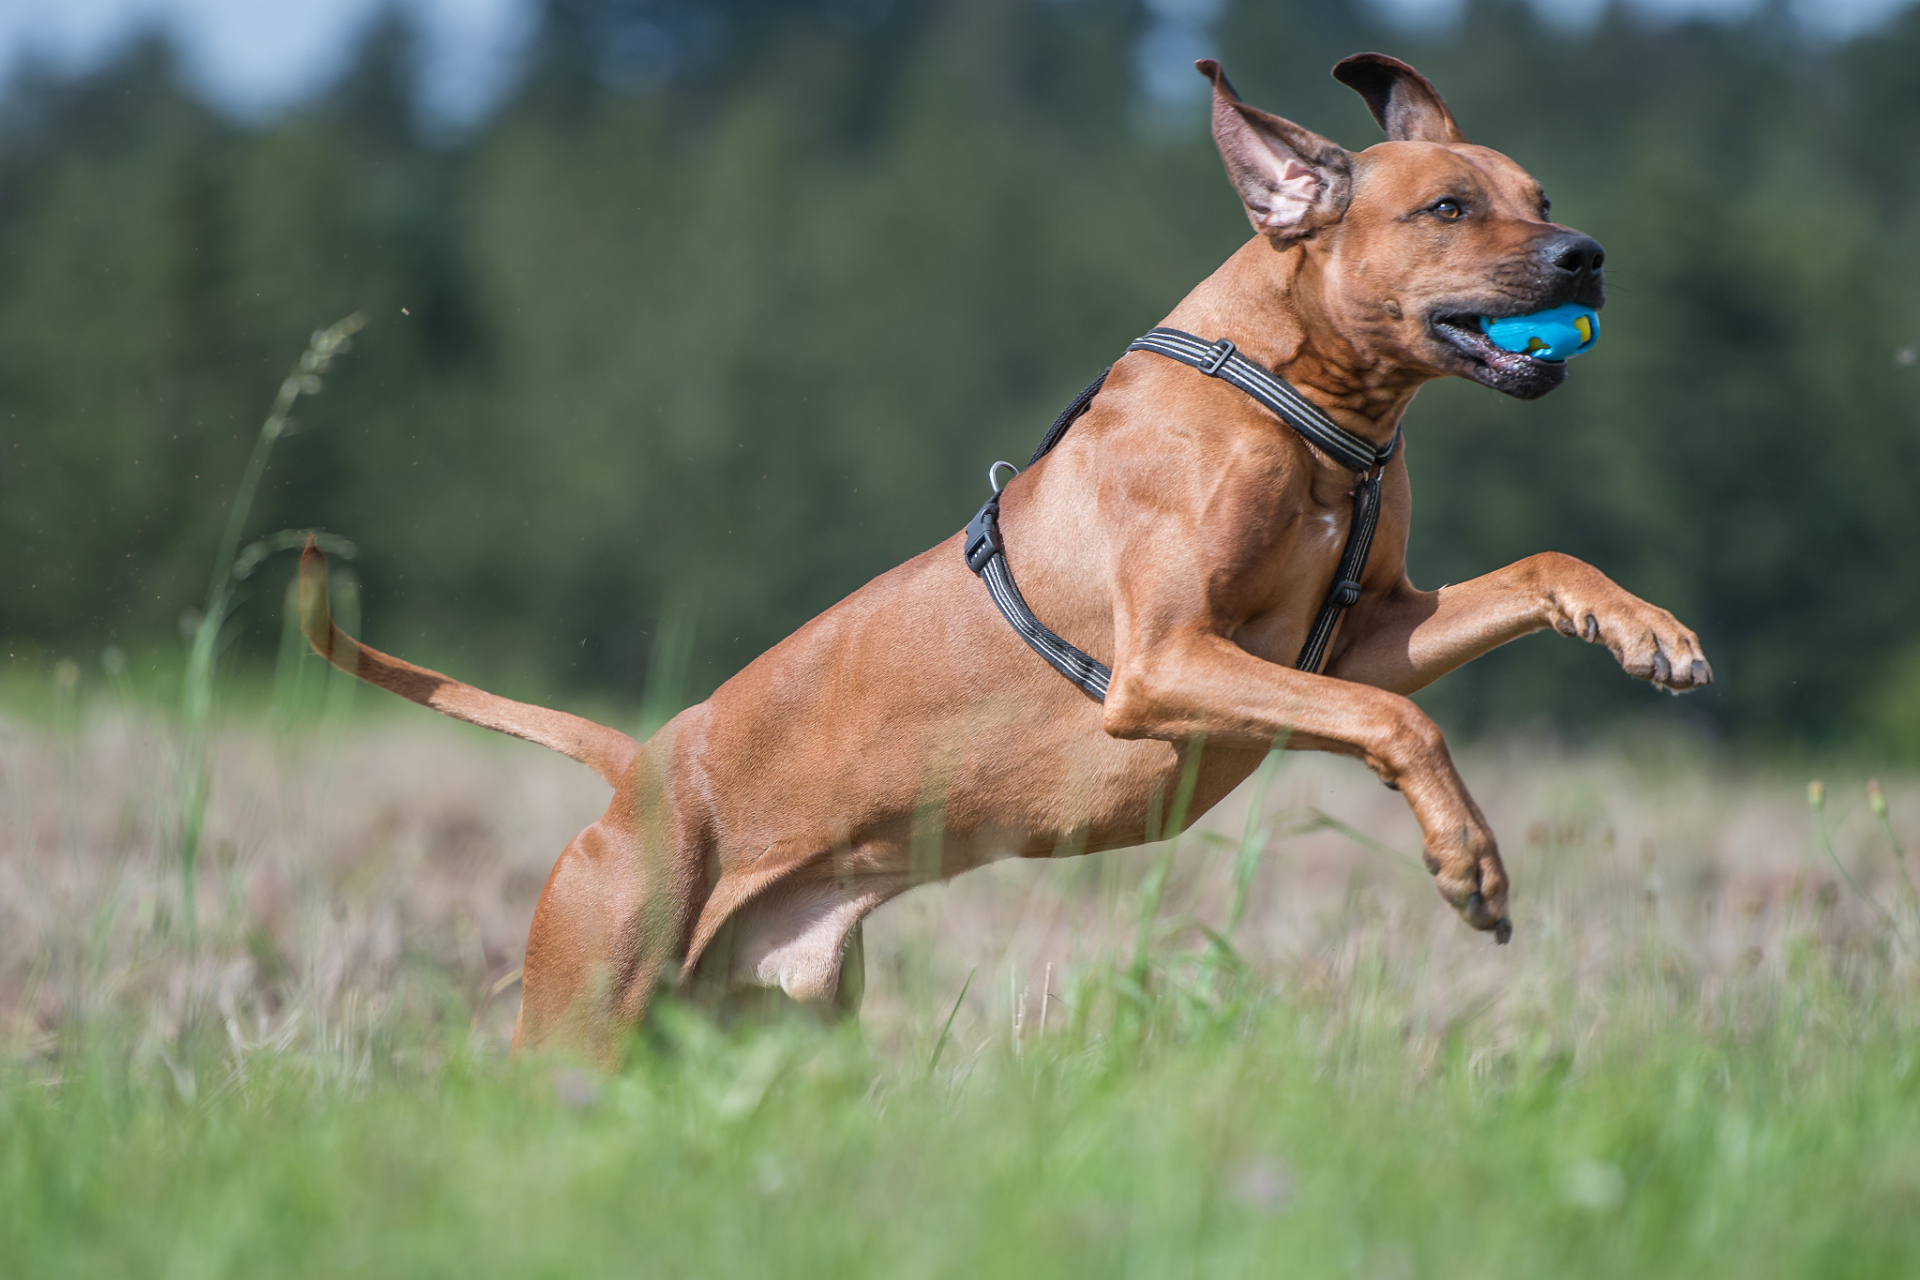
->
<box><xmin>4</xmin><ymin>687</ymin><xmax>1919</xmax><ymax>1277</ymax></box>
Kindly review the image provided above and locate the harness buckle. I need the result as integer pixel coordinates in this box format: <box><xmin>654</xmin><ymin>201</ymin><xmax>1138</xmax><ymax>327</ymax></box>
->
<box><xmin>963</xmin><ymin>495</ymin><xmax>1003</xmax><ymax>573</ymax></box>
<box><xmin>1329</xmin><ymin>579</ymin><xmax>1363</xmax><ymax>608</ymax></box>
<box><xmin>1200</xmin><ymin>337</ymin><xmax>1237</xmax><ymax>376</ymax></box>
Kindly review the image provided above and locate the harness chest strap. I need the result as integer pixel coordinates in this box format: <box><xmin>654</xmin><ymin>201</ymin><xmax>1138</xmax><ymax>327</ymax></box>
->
<box><xmin>962</xmin><ymin>328</ymin><xmax>1401</xmax><ymax>701</ymax></box>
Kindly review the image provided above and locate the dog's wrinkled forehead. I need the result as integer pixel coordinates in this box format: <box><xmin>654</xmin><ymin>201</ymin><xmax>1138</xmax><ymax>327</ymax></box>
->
<box><xmin>1347</xmin><ymin>141</ymin><xmax>1547</xmax><ymax>220</ymax></box>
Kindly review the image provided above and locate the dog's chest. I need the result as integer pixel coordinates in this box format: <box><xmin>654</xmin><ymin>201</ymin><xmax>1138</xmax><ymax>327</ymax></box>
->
<box><xmin>1218</xmin><ymin>497</ymin><xmax>1353</xmax><ymax>657</ymax></box>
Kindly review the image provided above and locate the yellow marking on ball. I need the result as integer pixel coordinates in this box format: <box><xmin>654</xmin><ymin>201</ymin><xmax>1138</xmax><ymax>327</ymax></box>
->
<box><xmin>1574</xmin><ymin>314</ymin><xmax>1593</xmax><ymax>344</ymax></box>
<box><xmin>1526</xmin><ymin>336</ymin><xmax>1550</xmax><ymax>354</ymax></box>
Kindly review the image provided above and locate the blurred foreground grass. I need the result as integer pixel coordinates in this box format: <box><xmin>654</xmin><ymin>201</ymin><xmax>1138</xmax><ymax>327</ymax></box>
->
<box><xmin>4</xmin><ymin>693</ymin><xmax>1919</xmax><ymax>1277</ymax></box>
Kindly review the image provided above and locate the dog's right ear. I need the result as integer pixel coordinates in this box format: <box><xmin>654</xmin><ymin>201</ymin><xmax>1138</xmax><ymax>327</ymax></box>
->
<box><xmin>1331</xmin><ymin>53</ymin><xmax>1468</xmax><ymax>144</ymax></box>
<box><xmin>1197</xmin><ymin>60</ymin><xmax>1351</xmax><ymax>241</ymax></box>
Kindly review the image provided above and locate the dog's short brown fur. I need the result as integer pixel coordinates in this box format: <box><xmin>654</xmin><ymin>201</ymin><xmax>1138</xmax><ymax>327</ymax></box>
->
<box><xmin>301</xmin><ymin>54</ymin><xmax>1709</xmax><ymax>1062</ymax></box>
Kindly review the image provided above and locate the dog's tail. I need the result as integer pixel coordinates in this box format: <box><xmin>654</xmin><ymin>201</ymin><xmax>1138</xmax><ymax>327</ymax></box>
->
<box><xmin>298</xmin><ymin>537</ymin><xmax>639</xmax><ymax>787</ymax></box>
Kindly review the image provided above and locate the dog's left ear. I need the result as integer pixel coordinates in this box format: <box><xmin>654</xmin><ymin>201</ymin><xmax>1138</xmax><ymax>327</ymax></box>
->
<box><xmin>1198</xmin><ymin>60</ymin><xmax>1352</xmax><ymax>241</ymax></box>
<box><xmin>1332</xmin><ymin>53</ymin><xmax>1468</xmax><ymax>144</ymax></box>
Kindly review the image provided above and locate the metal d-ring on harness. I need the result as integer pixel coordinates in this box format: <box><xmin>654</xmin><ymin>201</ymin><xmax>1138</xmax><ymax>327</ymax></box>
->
<box><xmin>963</xmin><ymin>376</ymin><xmax>1115</xmax><ymax>701</ymax></box>
<box><xmin>962</xmin><ymin>327</ymin><xmax>1402</xmax><ymax>701</ymax></box>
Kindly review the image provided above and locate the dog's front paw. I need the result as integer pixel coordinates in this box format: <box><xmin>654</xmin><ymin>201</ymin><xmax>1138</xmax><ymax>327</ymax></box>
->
<box><xmin>1553</xmin><ymin>597</ymin><xmax>1712</xmax><ymax>694</ymax></box>
<box><xmin>1423</xmin><ymin>827</ymin><xmax>1512</xmax><ymax>944</ymax></box>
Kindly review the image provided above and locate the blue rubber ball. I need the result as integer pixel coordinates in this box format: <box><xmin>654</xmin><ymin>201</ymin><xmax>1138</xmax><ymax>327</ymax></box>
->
<box><xmin>1480</xmin><ymin>304</ymin><xmax>1600</xmax><ymax>362</ymax></box>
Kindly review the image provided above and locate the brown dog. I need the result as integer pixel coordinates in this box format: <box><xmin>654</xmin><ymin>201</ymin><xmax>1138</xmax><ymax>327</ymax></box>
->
<box><xmin>300</xmin><ymin>54</ymin><xmax>1709</xmax><ymax>1061</ymax></box>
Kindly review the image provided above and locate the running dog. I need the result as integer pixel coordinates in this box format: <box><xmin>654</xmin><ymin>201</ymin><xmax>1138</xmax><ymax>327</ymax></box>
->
<box><xmin>301</xmin><ymin>54</ymin><xmax>1710</xmax><ymax>1061</ymax></box>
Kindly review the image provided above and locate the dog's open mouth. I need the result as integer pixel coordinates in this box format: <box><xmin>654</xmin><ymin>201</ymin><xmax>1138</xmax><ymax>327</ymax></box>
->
<box><xmin>1429</xmin><ymin>311</ymin><xmax>1568</xmax><ymax>400</ymax></box>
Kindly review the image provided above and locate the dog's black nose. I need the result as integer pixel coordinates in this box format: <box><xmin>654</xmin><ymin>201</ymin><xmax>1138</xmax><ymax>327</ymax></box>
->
<box><xmin>1543</xmin><ymin>233</ymin><xmax>1605</xmax><ymax>277</ymax></box>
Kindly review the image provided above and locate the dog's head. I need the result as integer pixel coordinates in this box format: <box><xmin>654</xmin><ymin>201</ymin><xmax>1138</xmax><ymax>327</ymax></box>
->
<box><xmin>1201</xmin><ymin>55</ymin><xmax>1603</xmax><ymax>400</ymax></box>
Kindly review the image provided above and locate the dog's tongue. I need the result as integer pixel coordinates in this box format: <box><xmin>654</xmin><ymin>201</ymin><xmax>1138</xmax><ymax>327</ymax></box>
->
<box><xmin>1479</xmin><ymin>304</ymin><xmax>1599</xmax><ymax>362</ymax></box>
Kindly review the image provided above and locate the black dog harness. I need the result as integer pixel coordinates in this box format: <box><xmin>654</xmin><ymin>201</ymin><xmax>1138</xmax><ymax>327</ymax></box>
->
<box><xmin>962</xmin><ymin>327</ymin><xmax>1401</xmax><ymax>701</ymax></box>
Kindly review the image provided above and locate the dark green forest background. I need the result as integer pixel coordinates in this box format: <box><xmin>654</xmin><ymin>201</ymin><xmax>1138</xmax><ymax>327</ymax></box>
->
<box><xmin>6</xmin><ymin>0</ymin><xmax>1920</xmax><ymax>750</ymax></box>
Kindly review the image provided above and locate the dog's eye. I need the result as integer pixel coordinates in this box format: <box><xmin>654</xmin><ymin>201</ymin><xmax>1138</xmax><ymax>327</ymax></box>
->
<box><xmin>1431</xmin><ymin>199</ymin><xmax>1465</xmax><ymax>221</ymax></box>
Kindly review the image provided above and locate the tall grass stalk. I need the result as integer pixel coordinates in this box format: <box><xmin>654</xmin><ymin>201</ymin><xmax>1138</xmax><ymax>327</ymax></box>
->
<box><xmin>1867</xmin><ymin>777</ymin><xmax>1920</xmax><ymax>906</ymax></box>
<box><xmin>174</xmin><ymin>315</ymin><xmax>364</xmax><ymax>955</ymax></box>
<box><xmin>638</xmin><ymin>594</ymin><xmax>699</xmax><ymax>738</ymax></box>
<box><xmin>1227</xmin><ymin>745</ymin><xmax>1285</xmax><ymax>933</ymax></box>
<box><xmin>926</xmin><ymin>966</ymin><xmax>975</xmax><ymax>1079</ymax></box>
<box><xmin>1128</xmin><ymin>734</ymin><xmax>1207</xmax><ymax>994</ymax></box>
<box><xmin>1806</xmin><ymin>778</ymin><xmax>1910</xmax><ymax>955</ymax></box>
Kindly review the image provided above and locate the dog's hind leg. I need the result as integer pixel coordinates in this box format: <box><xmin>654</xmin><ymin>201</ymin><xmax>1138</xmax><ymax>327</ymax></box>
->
<box><xmin>511</xmin><ymin>735</ymin><xmax>710</xmax><ymax>1063</ymax></box>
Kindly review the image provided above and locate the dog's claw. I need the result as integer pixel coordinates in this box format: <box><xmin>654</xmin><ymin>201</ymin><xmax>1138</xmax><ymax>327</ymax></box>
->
<box><xmin>1563</xmin><ymin>600</ymin><xmax>1710</xmax><ymax>696</ymax></box>
<box><xmin>1463</xmin><ymin>890</ymin><xmax>1506</xmax><ymax>932</ymax></box>
<box><xmin>1493</xmin><ymin>917</ymin><xmax>1512</xmax><ymax>945</ymax></box>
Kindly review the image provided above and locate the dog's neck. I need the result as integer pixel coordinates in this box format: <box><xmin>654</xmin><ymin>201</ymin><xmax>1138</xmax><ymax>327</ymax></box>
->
<box><xmin>1161</xmin><ymin>236</ymin><xmax>1428</xmax><ymax>453</ymax></box>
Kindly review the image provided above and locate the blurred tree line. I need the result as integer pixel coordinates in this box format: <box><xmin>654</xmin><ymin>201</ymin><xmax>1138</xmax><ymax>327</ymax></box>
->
<box><xmin>5</xmin><ymin>0</ymin><xmax>1920</xmax><ymax>748</ymax></box>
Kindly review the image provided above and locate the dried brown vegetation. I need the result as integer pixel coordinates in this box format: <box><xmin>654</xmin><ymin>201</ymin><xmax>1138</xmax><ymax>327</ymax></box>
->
<box><xmin>6</xmin><ymin>703</ymin><xmax>1915</xmax><ymax>1075</ymax></box>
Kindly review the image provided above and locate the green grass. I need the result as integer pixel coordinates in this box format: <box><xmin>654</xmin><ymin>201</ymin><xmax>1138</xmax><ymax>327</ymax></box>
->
<box><xmin>7</xmin><ymin>967</ymin><xmax>1918</xmax><ymax>1279</ymax></box>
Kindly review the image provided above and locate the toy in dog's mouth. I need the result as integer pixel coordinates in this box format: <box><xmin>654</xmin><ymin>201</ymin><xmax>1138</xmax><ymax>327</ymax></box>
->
<box><xmin>1429</xmin><ymin>303</ymin><xmax>1600</xmax><ymax>400</ymax></box>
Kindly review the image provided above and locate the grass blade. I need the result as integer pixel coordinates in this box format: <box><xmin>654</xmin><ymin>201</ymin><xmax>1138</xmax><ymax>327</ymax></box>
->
<box><xmin>926</xmin><ymin>966</ymin><xmax>975</xmax><ymax>1079</ymax></box>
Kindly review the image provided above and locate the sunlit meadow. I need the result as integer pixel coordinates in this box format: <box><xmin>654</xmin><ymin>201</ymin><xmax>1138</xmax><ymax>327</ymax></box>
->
<box><xmin>3</xmin><ymin>670</ymin><xmax>1916</xmax><ymax>1276</ymax></box>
